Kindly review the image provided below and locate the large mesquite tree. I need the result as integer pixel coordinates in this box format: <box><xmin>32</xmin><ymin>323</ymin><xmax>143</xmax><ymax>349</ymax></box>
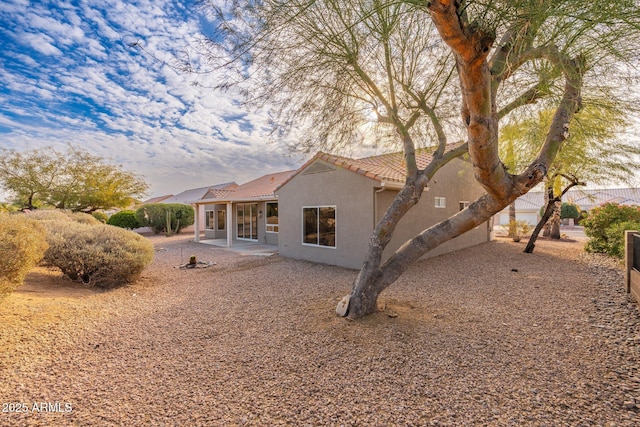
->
<box><xmin>202</xmin><ymin>0</ymin><xmax>640</xmax><ymax>318</ymax></box>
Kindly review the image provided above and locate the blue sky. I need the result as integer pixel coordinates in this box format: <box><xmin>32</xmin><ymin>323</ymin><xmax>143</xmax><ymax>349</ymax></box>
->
<box><xmin>0</xmin><ymin>0</ymin><xmax>304</xmax><ymax>199</ymax></box>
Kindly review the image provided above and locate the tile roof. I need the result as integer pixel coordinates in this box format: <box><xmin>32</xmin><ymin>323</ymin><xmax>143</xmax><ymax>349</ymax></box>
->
<box><xmin>162</xmin><ymin>182</ymin><xmax>237</xmax><ymax>204</ymax></box>
<box><xmin>196</xmin><ymin>171</ymin><xmax>297</xmax><ymax>203</ymax></box>
<box><xmin>143</xmin><ymin>194</ymin><xmax>173</xmax><ymax>204</ymax></box>
<box><xmin>278</xmin><ymin>143</ymin><xmax>466</xmax><ymax>190</ymax></box>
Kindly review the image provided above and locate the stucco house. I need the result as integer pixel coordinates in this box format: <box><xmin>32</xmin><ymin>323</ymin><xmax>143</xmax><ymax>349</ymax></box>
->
<box><xmin>274</xmin><ymin>149</ymin><xmax>493</xmax><ymax>269</ymax></box>
<box><xmin>157</xmin><ymin>182</ymin><xmax>237</xmax><ymax>232</ymax></box>
<box><xmin>192</xmin><ymin>171</ymin><xmax>296</xmax><ymax>246</ymax></box>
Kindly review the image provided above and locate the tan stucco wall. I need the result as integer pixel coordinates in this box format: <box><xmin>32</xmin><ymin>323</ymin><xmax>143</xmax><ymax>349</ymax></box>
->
<box><xmin>376</xmin><ymin>158</ymin><xmax>489</xmax><ymax>262</ymax></box>
<box><xmin>276</xmin><ymin>158</ymin><xmax>491</xmax><ymax>269</ymax></box>
<box><xmin>276</xmin><ymin>161</ymin><xmax>377</xmax><ymax>269</ymax></box>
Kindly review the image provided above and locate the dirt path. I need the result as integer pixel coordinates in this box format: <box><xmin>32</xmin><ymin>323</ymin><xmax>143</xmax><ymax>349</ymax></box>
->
<box><xmin>1</xmin><ymin>235</ymin><xmax>639</xmax><ymax>426</ymax></box>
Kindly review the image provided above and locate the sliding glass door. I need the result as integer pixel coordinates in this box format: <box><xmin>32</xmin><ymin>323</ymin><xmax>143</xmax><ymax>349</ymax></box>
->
<box><xmin>236</xmin><ymin>203</ymin><xmax>258</xmax><ymax>241</ymax></box>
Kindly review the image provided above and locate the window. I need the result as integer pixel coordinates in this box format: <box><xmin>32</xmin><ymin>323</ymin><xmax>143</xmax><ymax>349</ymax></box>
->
<box><xmin>266</xmin><ymin>202</ymin><xmax>278</xmax><ymax>233</ymax></box>
<box><xmin>435</xmin><ymin>197</ymin><xmax>446</xmax><ymax>208</ymax></box>
<box><xmin>205</xmin><ymin>211</ymin><xmax>215</xmax><ymax>230</ymax></box>
<box><xmin>236</xmin><ymin>203</ymin><xmax>258</xmax><ymax>240</ymax></box>
<box><xmin>217</xmin><ymin>210</ymin><xmax>225</xmax><ymax>231</ymax></box>
<box><xmin>459</xmin><ymin>201</ymin><xmax>470</xmax><ymax>211</ymax></box>
<box><xmin>303</xmin><ymin>206</ymin><xmax>336</xmax><ymax>247</ymax></box>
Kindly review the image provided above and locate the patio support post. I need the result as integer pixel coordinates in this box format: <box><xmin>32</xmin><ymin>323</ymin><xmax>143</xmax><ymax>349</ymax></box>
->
<box><xmin>194</xmin><ymin>204</ymin><xmax>200</xmax><ymax>242</ymax></box>
<box><xmin>226</xmin><ymin>202</ymin><xmax>232</xmax><ymax>247</ymax></box>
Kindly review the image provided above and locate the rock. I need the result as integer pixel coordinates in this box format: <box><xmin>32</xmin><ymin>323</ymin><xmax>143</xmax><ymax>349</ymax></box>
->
<box><xmin>336</xmin><ymin>295</ymin><xmax>350</xmax><ymax>317</ymax></box>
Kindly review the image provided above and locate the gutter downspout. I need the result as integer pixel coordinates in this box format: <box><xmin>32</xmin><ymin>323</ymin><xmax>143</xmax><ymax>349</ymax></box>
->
<box><xmin>374</xmin><ymin>183</ymin><xmax>387</xmax><ymax>229</ymax></box>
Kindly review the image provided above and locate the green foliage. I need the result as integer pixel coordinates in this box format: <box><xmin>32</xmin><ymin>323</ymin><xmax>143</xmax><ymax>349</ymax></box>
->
<box><xmin>41</xmin><ymin>221</ymin><xmax>154</xmax><ymax>288</ymax></box>
<box><xmin>92</xmin><ymin>211</ymin><xmax>109</xmax><ymax>223</ymax></box>
<box><xmin>603</xmin><ymin>221</ymin><xmax>640</xmax><ymax>259</ymax></box>
<box><xmin>135</xmin><ymin>204</ymin><xmax>194</xmax><ymax>235</ymax></box>
<box><xmin>0</xmin><ymin>202</ymin><xmax>19</xmax><ymax>213</ymax></box>
<box><xmin>500</xmin><ymin>105</ymin><xmax>640</xmax><ymax>189</ymax></box>
<box><xmin>583</xmin><ymin>203</ymin><xmax>640</xmax><ymax>257</ymax></box>
<box><xmin>560</xmin><ymin>203</ymin><xmax>580</xmax><ymax>220</ymax></box>
<box><xmin>539</xmin><ymin>202</ymin><xmax>580</xmax><ymax>219</ymax></box>
<box><xmin>0</xmin><ymin>146</ymin><xmax>148</xmax><ymax>212</ymax></box>
<box><xmin>0</xmin><ymin>213</ymin><xmax>49</xmax><ymax>297</ymax></box>
<box><xmin>107</xmin><ymin>210</ymin><xmax>141</xmax><ymax>229</ymax></box>
<box><xmin>538</xmin><ymin>202</ymin><xmax>581</xmax><ymax>219</ymax></box>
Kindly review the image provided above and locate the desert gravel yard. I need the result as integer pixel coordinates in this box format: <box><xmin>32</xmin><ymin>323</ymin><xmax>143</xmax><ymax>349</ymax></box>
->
<box><xmin>1</xmin><ymin>234</ymin><xmax>639</xmax><ymax>426</ymax></box>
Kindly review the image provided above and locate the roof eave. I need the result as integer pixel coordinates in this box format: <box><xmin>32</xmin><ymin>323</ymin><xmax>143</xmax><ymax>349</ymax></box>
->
<box><xmin>192</xmin><ymin>195</ymin><xmax>279</xmax><ymax>205</ymax></box>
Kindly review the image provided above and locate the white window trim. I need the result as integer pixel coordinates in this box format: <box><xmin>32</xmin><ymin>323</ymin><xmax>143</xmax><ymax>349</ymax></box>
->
<box><xmin>435</xmin><ymin>197</ymin><xmax>446</xmax><ymax>208</ymax></box>
<box><xmin>459</xmin><ymin>201</ymin><xmax>470</xmax><ymax>211</ymax></box>
<box><xmin>265</xmin><ymin>202</ymin><xmax>278</xmax><ymax>233</ymax></box>
<box><xmin>205</xmin><ymin>210</ymin><xmax>215</xmax><ymax>230</ymax></box>
<box><xmin>216</xmin><ymin>209</ymin><xmax>226</xmax><ymax>231</ymax></box>
<box><xmin>236</xmin><ymin>203</ymin><xmax>258</xmax><ymax>242</ymax></box>
<box><xmin>301</xmin><ymin>205</ymin><xmax>337</xmax><ymax>249</ymax></box>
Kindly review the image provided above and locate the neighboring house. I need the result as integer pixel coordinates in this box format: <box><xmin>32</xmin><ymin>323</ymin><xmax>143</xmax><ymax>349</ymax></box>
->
<box><xmin>496</xmin><ymin>187</ymin><xmax>640</xmax><ymax>226</ymax></box>
<box><xmin>143</xmin><ymin>194</ymin><xmax>174</xmax><ymax>205</ymax></box>
<box><xmin>192</xmin><ymin>171</ymin><xmax>296</xmax><ymax>246</ymax></box>
<box><xmin>274</xmin><ymin>149</ymin><xmax>492</xmax><ymax>269</ymax></box>
<box><xmin>158</xmin><ymin>182</ymin><xmax>237</xmax><ymax>232</ymax></box>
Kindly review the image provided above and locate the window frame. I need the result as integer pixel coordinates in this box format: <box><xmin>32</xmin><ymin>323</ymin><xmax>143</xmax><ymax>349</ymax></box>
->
<box><xmin>205</xmin><ymin>210</ymin><xmax>215</xmax><ymax>230</ymax></box>
<box><xmin>265</xmin><ymin>202</ymin><xmax>279</xmax><ymax>233</ymax></box>
<box><xmin>216</xmin><ymin>209</ymin><xmax>225</xmax><ymax>231</ymax></box>
<box><xmin>301</xmin><ymin>205</ymin><xmax>336</xmax><ymax>248</ymax></box>
<box><xmin>435</xmin><ymin>197</ymin><xmax>447</xmax><ymax>208</ymax></box>
<box><xmin>459</xmin><ymin>201</ymin><xmax>470</xmax><ymax>211</ymax></box>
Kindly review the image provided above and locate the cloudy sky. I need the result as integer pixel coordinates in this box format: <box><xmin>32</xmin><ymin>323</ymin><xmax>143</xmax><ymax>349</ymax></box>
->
<box><xmin>0</xmin><ymin>0</ymin><xmax>306</xmax><ymax>200</ymax></box>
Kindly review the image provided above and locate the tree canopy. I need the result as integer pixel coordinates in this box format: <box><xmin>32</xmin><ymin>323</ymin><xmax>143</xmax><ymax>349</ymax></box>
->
<box><xmin>200</xmin><ymin>0</ymin><xmax>640</xmax><ymax>318</ymax></box>
<box><xmin>0</xmin><ymin>146</ymin><xmax>148</xmax><ymax>212</ymax></box>
<box><xmin>500</xmin><ymin>103</ymin><xmax>640</xmax><ymax>189</ymax></box>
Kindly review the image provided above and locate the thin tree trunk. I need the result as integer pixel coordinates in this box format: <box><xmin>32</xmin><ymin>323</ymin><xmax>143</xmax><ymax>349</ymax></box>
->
<box><xmin>524</xmin><ymin>176</ymin><xmax>584</xmax><ymax>253</ymax></box>
<box><xmin>508</xmin><ymin>201</ymin><xmax>516</xmax><ymax>239</ymax></box>
<box><xmin>524</xmin><ymin>196</ymin><xmax>556</xmax><ymax>253</ymax></box>
<box><xmin>550</xmin><ymin>201</ymin><xmax>562</xmax><ymax>239</ymax></box>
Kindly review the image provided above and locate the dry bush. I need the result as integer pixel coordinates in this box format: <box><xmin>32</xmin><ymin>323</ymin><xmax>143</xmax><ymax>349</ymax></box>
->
<box><xmin>0</xmin><ymin>213</ymin><xmax>49</xmax><ymax>296</ymax></box>
<box><xmin>26</xmin><ymin>209</ymin><xmax>101</xmax><ymax>225</ymax></box>
<box><xmin>26</xmin><ymin>209</ymin><xmax>73</xmax><ymax>223</ymax></box>
<box><xmin>69</xmin><ymin>212</ymin><xmax>101</xmax><ymax>225</ymax></box>
<box><xmin>43</xmin><ymin>221</ymin><xmax>154</xmax><ymax>289</ymax></box>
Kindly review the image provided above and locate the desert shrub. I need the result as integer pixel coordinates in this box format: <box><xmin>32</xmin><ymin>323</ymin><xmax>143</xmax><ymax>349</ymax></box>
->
<box><xmin>43</xmin><ymin>222</ymin><xmax>154</xmax><ymax>288</ymax></box>
<box><xmin>107</xmin><ymin>210</ymin><xmax>140</xmax><ymax>229</ymax></box>
<box><xmin>26</xmin><ymin>209</ymin><xmax>73</xmax><ymax>223</ymax></box>
<box><xmin>560</xmin><ymin>203</ymin><xmax>580</xmax><ymax>219</ymax></box>
<box><xmin>26</xmin><ymin>209</ymin><xmax>101</xmax><ymax>225</ymax></box>
<box><xmin>601</xmin><ymin>221</ymin><xmax>640</xmax><ymax>259</ymax></box>
<box><xmin>92</xmin><ymin>211</ymin><xmax>108</xmax><ymax>223</ymax></box>
<box><xmin>0</xmin><ymin>213</ymin><xmax>49</xmax><ymax>297</ymax></box>
<box><xmin>538</xmin><ymin>202</ymin><xmax>581</xmax><ymax>219</ymax></box>
<box><xmin>504</xmin><ymin>220</ymin><xmax>531</xmax><ymax>242</ymax></box>
<box><xmin>69</xmin><ymin>212</ymin><xmax>101</xmax><ymax>225</ymax></box>
<box><xmin>583</xmin><ymin>203</ymin><xmax>640</xmax><ymax>257</ymax></box>
<box><xmin>135</xmin><ymin>203</ymin><xmax>194</xmax><ymax>235</ymax></box>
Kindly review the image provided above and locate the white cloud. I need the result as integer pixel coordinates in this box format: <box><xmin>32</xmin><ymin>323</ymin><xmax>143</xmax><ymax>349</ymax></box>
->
<box><xmin>0</xmin><ymin>0</ymin><xmax>308</xmax><ymax>201</ymax></box>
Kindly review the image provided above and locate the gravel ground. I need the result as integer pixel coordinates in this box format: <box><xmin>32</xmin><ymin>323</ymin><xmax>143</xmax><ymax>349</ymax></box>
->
<box><xmin>1</xmin><ymin>234</ymin><xmax>639</xmax><ymax>426</ymax></box>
